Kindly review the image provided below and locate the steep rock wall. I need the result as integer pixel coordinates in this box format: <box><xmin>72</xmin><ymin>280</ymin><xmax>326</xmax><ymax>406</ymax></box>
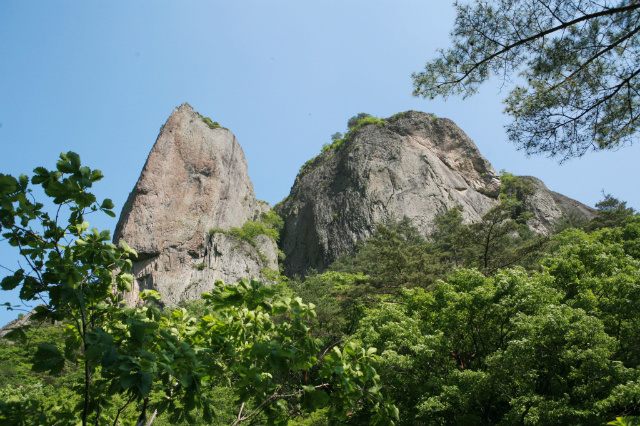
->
<box><xmin>114</xmin><ymin>103</ymin><xmax>276</xmax><ymax>305</ymax></box>
<box><xmin>276</xmin><ymin>112</ymin><xmax>502</xmax><ymax>276</ymax></box>
<box><xmin>276</xmin><ymin>111</ymin><xmax>594</xmax><ymax>276</ymax></box>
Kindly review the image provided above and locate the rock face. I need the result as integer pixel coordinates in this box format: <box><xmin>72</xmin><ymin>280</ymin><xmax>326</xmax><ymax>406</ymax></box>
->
<box><xmin>520</xmin><ymin>176</ymin><xmax>596</xmax><ymax>233</ymax></box>
<box><xmin>276</xmin><ymin>111</ymin><xmax>594</xmax><ymax>276</ymax></box>
<box><xmin>114</xmin><ymin>103</ymin><xmax>277</xmax><ymax>306</ymax></box>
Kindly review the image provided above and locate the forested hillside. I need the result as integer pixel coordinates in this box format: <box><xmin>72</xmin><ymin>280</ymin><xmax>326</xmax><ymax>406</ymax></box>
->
<box><xmin>1</xmin><ymin>153</ymin><xmax>639</xmax><ymax>426</ymax></box>
<box><xmin>3</xmin><ymin>0</ymin><xmax>640</xmax><ymax>424</ymax></box>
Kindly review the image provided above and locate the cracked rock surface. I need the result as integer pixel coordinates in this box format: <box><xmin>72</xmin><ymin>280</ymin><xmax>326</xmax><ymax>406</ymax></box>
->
<box><xmin>114</xmin><ymin>103</ymin><xmax>276</xmax><ymax>306</ymax></box>
<box><xmin>276</xmin><ymin>111</ymin><xmax>593</xmax><ymax>276</ymax></box>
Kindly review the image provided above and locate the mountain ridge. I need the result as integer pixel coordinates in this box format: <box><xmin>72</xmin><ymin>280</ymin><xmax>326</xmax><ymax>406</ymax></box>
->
<box><xmin>114</xmin><ymin>105</ymin><xmax>595</xmax><ymax>302</ymax></box>
<box><xmin>276</xmin><ymin>111</ymin><xmax>595</xmax><ymax>276</ymax></box>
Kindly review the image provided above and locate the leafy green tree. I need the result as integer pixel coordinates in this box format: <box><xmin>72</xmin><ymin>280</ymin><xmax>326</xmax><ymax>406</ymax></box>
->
<box><xmin>353</xmin><ymin>268</ymin><xmax>640</xmax><ymax>425</ymax></box>
<box><xmin>545</xmin><ymin>226</ymin><xmax>640</xmax><ymax>367</ymax></box>
<box><xmin>428</xmin><ymin>173</ymin><xmax>546</xmax><ymax>275</ymax></box>
<box><xmin>187</xmin><ymin>278</ymin><xmax>397</xmax><ymax>426</ymax></box>
<box><xmin>586</xmin><ymin>192</ymin><xmax>637</xmax><ymax>231</ymax></box>
<box><xmin>0</xmin><ymin>153</ymin><xmax>211</xmax><ymax>425</ymax></box>
<box><xmin>430</xmin><ymin>206</ymin><xmax>465</xmax><ymax>267</ymax></box>
<box><xmin>452</xmin><ymin>202</ymin><xmax>546</xmax><ymax>274</ymax></box>
<box><xmin>0</xmin><ymin>153</ymin><xmax>398</xmax><ymax>426</ymax></box>
<box><xmin>331</xmin><ymin>217</ymin><xmax>444</xmax><ymax>292</ymax></box>
<box><xmin>552</xmin><ymin>209</ymin><xmax>589</xmax><ymax>234</ymax></box>
<box><xmin>285</xmin><ymin>270</ymin><xmax>368</xmax><ymax>341</ymax></box>
<box><xmin>347</xmin><ymin>113</ymin><xmax>372</xmax><ymax>129</ymax></box>
<box><xmin>498</xmin><ymin>171</ymin><xmax>535</xmax><ymax>222</ymax></box>
<box><xmin>412</xmin><ymin>0</ymin><xmax>640</xmax><ymax>160</ymax></box>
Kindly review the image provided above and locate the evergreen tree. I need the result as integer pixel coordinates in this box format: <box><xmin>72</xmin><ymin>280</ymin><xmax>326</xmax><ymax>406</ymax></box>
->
<box><xmin>413</xmin><ymin>0</ymin><xmax>640</xmax><ymax>160</ymax></box>
<box><xmin>586</xmin><ymin>193</ymin><xmax>636</xmax><ymax>231</ymax></box>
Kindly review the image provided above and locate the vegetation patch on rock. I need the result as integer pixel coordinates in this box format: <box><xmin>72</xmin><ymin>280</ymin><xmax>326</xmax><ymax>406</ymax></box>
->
<box><xmin>210</xmin><ymin>210</ymin><xmax>284</xmax><ymax>247</ymax></box>
<box><xmin>298</xmin><ymin>113</ymin><xmax>386</xmax><ymax>177</ymax></box>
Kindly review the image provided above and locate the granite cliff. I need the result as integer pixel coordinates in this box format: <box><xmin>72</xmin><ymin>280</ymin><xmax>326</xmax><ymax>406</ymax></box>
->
<box><xmin>276</xmin><ymin>111</ymin><xmax>595</xmax><ymax>276</ymax></box>
<box><xmin>113</xmin><ymin>103</ymin><xmax>277</xmax><ymax>305</ymax></box>
<box><xmin>114</xmin><ymin>107</ymin><xmax>595</xmax><ymax>303</ymax></box>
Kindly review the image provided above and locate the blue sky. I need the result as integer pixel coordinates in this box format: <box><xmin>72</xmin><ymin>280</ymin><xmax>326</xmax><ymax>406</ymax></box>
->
<box><xmin>1</xmin><ymin>1</ymin><xmax>638</xmax><ymax>325</ymax></box>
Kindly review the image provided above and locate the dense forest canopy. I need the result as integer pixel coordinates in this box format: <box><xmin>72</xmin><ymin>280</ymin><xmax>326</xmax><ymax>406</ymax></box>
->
<box><xmin>1</xmin><ymin>153</ymin><xmax>639</xmax><ymax>425</ymax></box>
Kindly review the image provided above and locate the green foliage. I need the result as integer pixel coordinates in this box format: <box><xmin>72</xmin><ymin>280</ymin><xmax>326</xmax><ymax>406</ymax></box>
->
<box><xmin>412</xmin><ymin>0</ymin><xmax>640</xmax><ymax>160</ymax></box>
<box><xmin>209</xmin><ymin>210</ymin><xmax>284</xmax><ymax>247</ymax></box>
<box><xmin>0</xmin><ymin>154</ymin><xmax>399</xmax><ymax>426</ymax></box>
<box><xmin>285</xmin><ymin>271</ymin><xmax>369</xmax><ymax>341</ymax></box>
<box><xmin>427</xmin><ymin>204</ymin><xmax>547</xmax><ymax>275</ymax></box>
<box><xmin>300</xmin><ymin>114</ymin><xmax>386</xmax><ymax>176</ymax></box>
<box><xmin>191</xmin><ymin>278</ymin><xmax>397</xmax><ymax>425</ymax></box>
<box><xmin>201</xmin><ymin>117</ymin><xmax>221</xmax><ymax>129</ymax></box>
<box><xmin>6</xmin><ymin>151</ymin><xmax>639</xmax><ymax>425</ymax></box>
<box><xmin>499</xmin><ymin>170</ymin><xmax>534</xmax><ymax>219</ymax></box>
<box><xmin>330</xmin><ymin>132</ymin><xmax>343</xmax><ymax>141</ymax></box>
<box><xmin>0</xmin><ymin>153</ymin><xmax>205</xmax><ymax>425</ymax></box>
<box><xmin>348</xmin><ymin>115</ymin><xmax>385</xmax><ymax>133</ymax></box>
<box><xmin>290</xmin><ymin>218</ymin><xmax>447</xmax><ymax>344</ymax></box>
<box><xmin>0</xmin><ymin>382</ymin><xmax>79</xmax><ymax>426</ymax></box>
<box><xmin>586</xmin><ymin>193</ymin><xmax>636</xmax><ymax>231</ymax></box>
<box><xmin>608</xmin><ymin>417</ymin><xmax>640</xmax><ymax>426</ymax></box>
<box><xmin>553</xmin><ymin>209</ymin><xmax>589</xmax><ymax>234</ymax></box>
<box><xmin>299</xmin><ymin>210</ymin><xmax>548</xmax><ymax>350</ymax></box>
<box><xmin>354</xmin><ymin>266</ymin><xmax>640</xmax><ymax>425</ymax></box>
<box><xmin>333</xmin><ymin>217</ymin><xmax>443</xmax><ymax>291</ymax></box>
<box><xmin>430</xmin><ymin>206</ymin><xmax>465</xmax><ymax>267</ymax></box>
<box><xmin>545</xmin><ymin>225</ymin><xmax>640</xmax><ymax>367</ymax></box>
<box><xmin>0</xmin><ymin>322</ymin><xmax>71</xmax><ymax>389</ymax></box>
<box><xmin>347</xmin><ymin>113</ymin><xmax>372</xmax><ymax>129</ymax></box>
<box><xmin>388</xmin><ymin>111</ymin><xmax>417</xmax><ymax>121</ymax></box>
<box><xmin>193</xmin><ymin>262</ymin><xmax>206</xmax><ymax>271</ymax></box>
<box><xmin>456</xmin><ymin>203</ymin><xmax>546</xmax><ymax>273</ymax></box>
<box><xmin>229</xmin><ymin>221</ymin><xmax>278</xmax><ymax>244</ymax></box>
<box><xmin>259</xmin><ymin>209</ymin><xmax>284</xmax><ymax>234</ymax></box>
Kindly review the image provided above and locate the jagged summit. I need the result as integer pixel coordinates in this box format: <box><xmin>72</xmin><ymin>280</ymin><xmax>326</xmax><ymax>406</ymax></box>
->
<box><xmin>114</xmin><ymin>103</ymin><xmax>275</xmax><ymax>305</ymax></box>
<box><xmin>113</xmin><ymin>106</ymin><xmax>595</xmax><ymax>302</ymax></box>
<box><xmin>276</xmin><ymin>111</ymin><xmax>594</xmax><ymax>276</ymax></box>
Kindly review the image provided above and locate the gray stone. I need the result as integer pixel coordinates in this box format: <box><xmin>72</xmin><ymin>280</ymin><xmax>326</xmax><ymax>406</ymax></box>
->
<box><xmin>276</xmin><ymin>111</ymin><xmax>594</xmax><ymax>276</ymax></box>
<box><xmin>519</xmin><ymin>176</ymin><xmax>596</xmax><ymax>235</ymax></box>
<box><xmin>114</xmin><ymin>103</ymin><xmax>277</xmax><ymax>306</ymax></box>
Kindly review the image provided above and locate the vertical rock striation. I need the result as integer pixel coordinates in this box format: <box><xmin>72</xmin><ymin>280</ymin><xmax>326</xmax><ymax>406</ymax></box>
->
<box><xmin>114</xmin><ymin>103</ymin><xmax>276</xmax><ymax>305</ymax></box>
<box><xmin>276</xmin><ymin>111</ymin><xmax>594</xmax><ymax>276</ymax></box>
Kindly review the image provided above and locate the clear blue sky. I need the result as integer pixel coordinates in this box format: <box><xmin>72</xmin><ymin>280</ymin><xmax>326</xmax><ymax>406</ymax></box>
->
<box><xmin>1</xmin><ymin>1</ymin><xmax>638</xmax><ymax>325</ymax></box>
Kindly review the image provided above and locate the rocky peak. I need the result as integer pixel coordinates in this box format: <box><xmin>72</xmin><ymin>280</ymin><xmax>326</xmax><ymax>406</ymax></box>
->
<box><xmin>114</xmin><ymin>103</ymin><xmax>276</xmax><ymax>305</ymax></box>
<box><xmin>276</xmin><ymin>111</ymin><xmax>593</xmax><ymax>277</ymax></box>
<box><xmin>517</xmin><ymin>176</ymin><xmax>596</xmax><ymax>233</ymax></box>
<box><xmin>383</xmin><ymin>111</ymin><xmax>502</xmax><ymax>197</ymax></box>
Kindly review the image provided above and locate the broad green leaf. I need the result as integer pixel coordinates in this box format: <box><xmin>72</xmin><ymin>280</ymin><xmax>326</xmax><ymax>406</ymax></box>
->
<box><xmin>4</xmin><ymin>326</ymin><xmax>28</xmax><ymax>343</ymax></box>
<box><xmin>138</xmin><ymin>372</ymin><xmax>153</xmax><ymax>396</ymax></box>
<box><xmin>1</xmin><ymin>270</ymin><xmax>24</xmax><ymax>290</ymax></box>
<box><xmin>121</xmin><ymin>374</ymin><xmax>137</xmax><ymax>390</ymax></box>
<box><xmin>102</xmin><ymin>347</ymin><xmax>117</xmax><ymax>369</ymax></box>
<box><xmin>0</xmin><ymin>174</ymin><xmax>18</xmax><ymax>196</ymax></box>
<box><xmin>67</xmin><ymin>151</ymin><xmax>81</xmax><ymax>169</ymax></box>
<box><xmin>100</xmin><ymin>198</ymin><xmax>114</xmax><ymax>210</ymax></box>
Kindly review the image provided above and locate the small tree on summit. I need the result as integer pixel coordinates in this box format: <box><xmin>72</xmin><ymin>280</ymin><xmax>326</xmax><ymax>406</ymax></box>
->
<box><xmin>347</xmin><ymin>113</ymin><xmax>372</xmax><ymax>129</ymax></box>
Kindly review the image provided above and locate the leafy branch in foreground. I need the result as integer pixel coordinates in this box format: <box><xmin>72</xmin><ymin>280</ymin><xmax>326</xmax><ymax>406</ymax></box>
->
<box><xmin>0</xmin><ymin>152</ymin><xmax>203</xmax><ymax>426</ymax></box>
<box><xmin>191</xmin><ymin>278</ymin><xmax>397</xmax><ymax>426</ymax></box>
<box><xmin>0</xmin><ymin>152</ymin><xmax>397</xmax><ymax>425</ymax></box>
<box><xmin>413</xmin><ymin>0</ymin><xmax>640</xmax><ymax>161</ymax></box>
